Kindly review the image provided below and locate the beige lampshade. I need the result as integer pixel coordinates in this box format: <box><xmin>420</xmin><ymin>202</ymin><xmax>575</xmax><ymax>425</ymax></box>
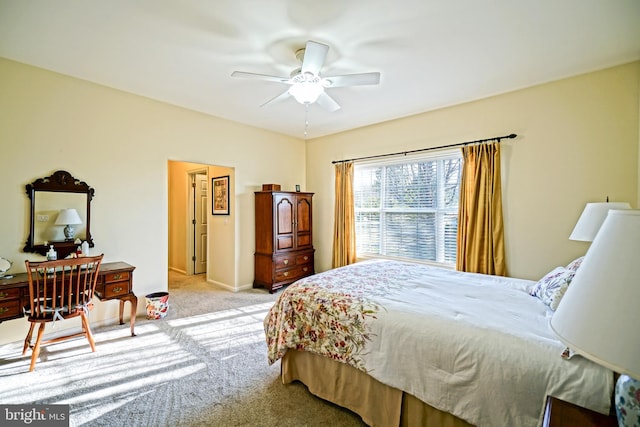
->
<box><xmin>568</xmin><ymin>202</ymin><xmax>630</xmax><ymax>241</ymax></box>
<box><xmin>55</xmin><ymin>208</ymin><xmax>82</xmax><ymax>225</ymax></box>
<box><xmin>551</xmin><ymin>209</ymin><xmax>640</xmax><ymax>379</ymax></box>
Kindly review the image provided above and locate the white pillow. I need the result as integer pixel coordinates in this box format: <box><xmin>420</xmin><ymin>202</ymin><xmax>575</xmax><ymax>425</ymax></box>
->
<box><xmin>529</xmin><ymin>266</ymin><xmax>575</xmax><ymax>310</ymax></box>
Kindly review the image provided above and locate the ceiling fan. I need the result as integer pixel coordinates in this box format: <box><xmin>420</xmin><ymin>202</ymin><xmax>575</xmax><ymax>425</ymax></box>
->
<box><xmin>231</xmin><ymin>40</ymin><xmax>380</xmax><ymax>112</ymax></box>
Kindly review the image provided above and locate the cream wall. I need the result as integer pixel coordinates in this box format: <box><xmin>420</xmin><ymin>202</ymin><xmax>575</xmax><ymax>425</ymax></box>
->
<box><xmin>0</xmin><ymin>58</ymin><xmax>306</xmax><ymax>344</ymax></box>
<box><xmin>307</xmin><ymin>61</ymin><xmax>640</xmax><ymax>280</ymax></box>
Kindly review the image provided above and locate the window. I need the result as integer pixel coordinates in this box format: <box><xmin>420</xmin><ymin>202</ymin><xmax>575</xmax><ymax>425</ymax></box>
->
<box><xmin>354</xmin><ymin>150</ymin><xmax>462</xmax><ymax>266</ymax></box>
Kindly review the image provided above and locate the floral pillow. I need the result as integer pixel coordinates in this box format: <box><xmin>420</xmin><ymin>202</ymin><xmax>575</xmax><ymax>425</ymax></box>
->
<box><xmin>529</xmin><ymin>266</ymin><xmax>576</xmax><ymax>310</ymax></box>
<box><xmin>566</xmin><ymin>256</ymin><xmax>584</xmax><ymax>272</ymax></box>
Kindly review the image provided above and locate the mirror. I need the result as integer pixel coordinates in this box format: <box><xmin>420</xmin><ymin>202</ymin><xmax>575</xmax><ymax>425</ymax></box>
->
<box><xmin>24</xmin><ymin>170</ymin><xmax>94</xmax><ymax>259</ymax></box>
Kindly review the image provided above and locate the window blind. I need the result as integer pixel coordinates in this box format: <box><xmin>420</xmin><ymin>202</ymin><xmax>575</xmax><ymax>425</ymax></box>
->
<box><xmin>354</xmin><ymin>151</ymin><xmax>462</xmax><ymax>265</ymax></box>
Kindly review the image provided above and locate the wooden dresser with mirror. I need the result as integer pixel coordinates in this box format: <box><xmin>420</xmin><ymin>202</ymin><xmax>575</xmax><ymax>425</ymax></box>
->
<box><xmin>0</xmin><ymin>170</ymin><xmax>138</xmax><ymax>336</ymax></box>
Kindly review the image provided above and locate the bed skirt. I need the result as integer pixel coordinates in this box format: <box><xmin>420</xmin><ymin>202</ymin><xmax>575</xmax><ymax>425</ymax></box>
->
<box><xmin>281</xmin><ymin>350</ymin><xmax>473</xmax><ymax>427</ymax></box>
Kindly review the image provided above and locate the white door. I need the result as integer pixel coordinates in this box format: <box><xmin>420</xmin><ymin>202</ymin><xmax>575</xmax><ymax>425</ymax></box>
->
<box><xmin>194</xmin><ymin>173</ymin><xmax>208</xmax><ymax>274</ymax></box>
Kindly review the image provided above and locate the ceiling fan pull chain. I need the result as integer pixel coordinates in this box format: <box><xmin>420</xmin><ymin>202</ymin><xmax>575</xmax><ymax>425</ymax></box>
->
<box><xmin>304</xmin><ymin>103</ymin><xmax>309</xmax><ymax>138</ymax></box>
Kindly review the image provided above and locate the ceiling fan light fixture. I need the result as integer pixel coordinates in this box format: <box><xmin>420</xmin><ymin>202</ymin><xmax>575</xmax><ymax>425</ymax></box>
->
<box><xmin>288</xmin><ymin>81</ymin><xmax>324</xmax><ymax>104</ymax></box>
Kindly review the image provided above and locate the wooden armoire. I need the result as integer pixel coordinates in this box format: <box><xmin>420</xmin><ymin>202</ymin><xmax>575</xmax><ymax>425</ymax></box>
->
<box><xmin>254</xmin><ymin>191</ymin><xmax>315</xmax><ymax>293</ymax></box>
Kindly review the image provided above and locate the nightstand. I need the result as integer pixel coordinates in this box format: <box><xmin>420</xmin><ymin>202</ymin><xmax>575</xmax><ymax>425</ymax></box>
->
<box><xmin>543</xmin><ymin>396</ymin><xmax>617</xmax><ymax>426</ymax></box>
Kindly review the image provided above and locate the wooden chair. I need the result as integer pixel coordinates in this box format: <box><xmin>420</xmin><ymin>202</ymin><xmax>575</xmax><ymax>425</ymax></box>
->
<box><xmin>22</xmin><ymin>254</ymin><xmax>104</xmax><ymax>372</ymax></box>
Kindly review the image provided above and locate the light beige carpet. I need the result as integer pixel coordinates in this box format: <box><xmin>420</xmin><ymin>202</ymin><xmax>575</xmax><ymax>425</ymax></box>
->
<box><xmin>0</xmin><ymin>271</ymin><xmax>367</xmax><ymax>427</ymax></box>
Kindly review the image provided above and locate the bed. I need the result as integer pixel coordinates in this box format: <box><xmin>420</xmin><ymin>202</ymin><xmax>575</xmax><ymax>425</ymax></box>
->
<box><xmin>264</xmin><ymin>259</ymin><xmax>613</xmax><ymax>427</ymax></box>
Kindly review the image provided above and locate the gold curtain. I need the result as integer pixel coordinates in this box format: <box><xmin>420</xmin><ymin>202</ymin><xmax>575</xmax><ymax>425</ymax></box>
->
<box><xmin>332</xmin><ymin>162</ymin><xmax>357</xmax><ymax>268</ymax></box>
<box><xmin>456</xmin><ymin>143</ymin><xmax>506</xmax><ymax>275</ymax></box>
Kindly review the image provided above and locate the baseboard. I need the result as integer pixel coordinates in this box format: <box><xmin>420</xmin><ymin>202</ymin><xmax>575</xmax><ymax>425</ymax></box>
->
<box><xmin>235</xmin><ymin>283</ymin><xmax>255</xmax><ymax>292</ymax></box>
<box><xmin>205</xmin><ymin>279</ymin><xmax>255</xmax><ymax>293</ymax></box>
<box><xmin>206</xmin><ymin>278</ymin><xmax>236</xmax><ymax>292</ymax></box>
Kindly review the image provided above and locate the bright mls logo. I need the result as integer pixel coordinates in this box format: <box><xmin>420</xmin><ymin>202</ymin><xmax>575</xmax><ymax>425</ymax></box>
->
<box><xmin>1</xmin><ymin>405</ymin><xmax>69</xmax><ymax>426</ymax></box>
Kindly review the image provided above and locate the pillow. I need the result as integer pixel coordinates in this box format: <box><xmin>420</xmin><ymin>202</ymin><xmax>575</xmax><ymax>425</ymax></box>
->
<box><xmin>566</xmin><ymin>256</ymin><xmax>584</xmax><ymax>272</ymax></box>
<box><xmin>529</xmin><ymin>266</ymin><xmax>575</xmax><ymax>310</ymax></box>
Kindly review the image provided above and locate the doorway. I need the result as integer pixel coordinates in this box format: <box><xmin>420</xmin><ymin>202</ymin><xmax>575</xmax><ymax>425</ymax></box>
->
<box><xmin>167</xmin><ymin>160</ymin><xmax>211</xmax><ymax>276</ymax></box>
<box><xmin>168</xmin><ymin>160</ymin><xmax>235</xmax><ymax>288</ymax></box>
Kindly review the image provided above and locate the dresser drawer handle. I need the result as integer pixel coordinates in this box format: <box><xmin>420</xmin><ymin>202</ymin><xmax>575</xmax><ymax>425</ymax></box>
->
<box><xmin>0</xmin><ymin>292</ymin><xmax>8</xmax><ymax>298</ymax></box>
<box><xmin>303</xmin><ymin>256</ymin><xmax>308</xmax><ymax>261</ymax></box>
<box><xmin>113</xmin><ymin>287</ymin><xmax>123</xmax><ymax>293</ymax></box>
<box><xmin>113</xmin><ymin>274</ymin><xmax>123</xmax><ymax>280</ymax></box>
<box><xmin>283</xmin><ymin>272</ymin><xmax>289</xmax><ymax>277</ymax></box>
<box><xmin>303</xmin><ymin>267</ymin><xmax>308</xmax><ymax>272</ymax></box>
<box><xmin>283</xmin><ymin>260</ymin><xmax>289</xmax><ymax>265</ymax></box>
<box><xmin>0</xmin><ymin>307</ymin><xmax>8</xmax><ymax>314</ymax></box>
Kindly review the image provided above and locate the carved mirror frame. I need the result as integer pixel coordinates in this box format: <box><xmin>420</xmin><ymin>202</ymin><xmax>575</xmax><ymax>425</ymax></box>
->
<box><xmin>24</xmin><ymin>170</ymin><xmax>94</xmax><ymax>259</ymax></box>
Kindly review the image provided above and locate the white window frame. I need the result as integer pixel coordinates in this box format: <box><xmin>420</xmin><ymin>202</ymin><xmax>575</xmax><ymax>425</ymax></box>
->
<box><xmin>354</xmin><ymin>148</ymin><xmax>462</xmax><ymax>267</ymax></box>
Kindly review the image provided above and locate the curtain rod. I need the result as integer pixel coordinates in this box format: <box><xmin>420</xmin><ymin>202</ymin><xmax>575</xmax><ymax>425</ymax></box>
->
<box><xmin>331</xmin><ymin>133</ymin><xmax>517</xmax><ymax>164</ymax></box>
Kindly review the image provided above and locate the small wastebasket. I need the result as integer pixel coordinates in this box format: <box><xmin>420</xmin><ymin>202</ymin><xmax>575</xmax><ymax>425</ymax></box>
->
<box><xmin>145</xmin><ymin>292</ymin><xmax>169</xmax><ymax>319</ymax></box>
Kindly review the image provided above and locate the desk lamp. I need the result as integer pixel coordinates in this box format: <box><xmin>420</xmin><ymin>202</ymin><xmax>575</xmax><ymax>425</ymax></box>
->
<box><xmin>551</xmin><ymin>209</ymin><xmax>640</xmax><ymax>427</ymax></box>
<box><xmin>55</xmin><ymin>208</ymin><xmax>83</xmax><ymax>240</ymax></box>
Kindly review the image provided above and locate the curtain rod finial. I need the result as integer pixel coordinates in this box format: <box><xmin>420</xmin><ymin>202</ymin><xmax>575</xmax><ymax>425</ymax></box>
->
<box><xmin>508</xmin><ymin>133</ymin><xmax>517</xmax><ymax>139</ymax></box>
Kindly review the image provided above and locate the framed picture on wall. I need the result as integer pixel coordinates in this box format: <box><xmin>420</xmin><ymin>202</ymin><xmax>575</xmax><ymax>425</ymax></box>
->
<box><xmin>212</xmin><ymin>175</ymin><xmax>230</xmax><ymax>215</ymax></box>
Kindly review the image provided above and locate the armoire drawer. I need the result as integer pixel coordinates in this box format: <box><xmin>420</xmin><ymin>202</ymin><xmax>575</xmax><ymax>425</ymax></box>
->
<box><xmin>275</xmin><ymin>266</ymin><xmax>308</xmax><ymax>283</ymax></box>
<box><xmin>296</xmin><ymin>252</ymin><xmax>313</xmax><ymax>265</ymax></box>
<box><xmin>274</xmin><ymin>254</ymin><xmax>297</xmax><ymax>269</ymax></box>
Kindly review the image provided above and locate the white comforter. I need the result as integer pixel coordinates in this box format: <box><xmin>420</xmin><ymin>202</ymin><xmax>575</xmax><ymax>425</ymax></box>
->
<box><xmin>265</xmin><ymin>259</ymin><xmax>613</xmax><ymax>427</ymax></box>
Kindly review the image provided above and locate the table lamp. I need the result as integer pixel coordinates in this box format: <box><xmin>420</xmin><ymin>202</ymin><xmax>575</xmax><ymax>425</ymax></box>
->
<box><xmin>551</xmin><ymin>209</ymin><xmax>640</xmax><ymax>426</ymax></box>
<box><xmin>55</xmin><ymin>208</ymin><xmax>83</xmax><ymax>240</ymax></box>
<box><xmin>569</xmin><ymin>202</ymin><xmax>630</xmax><ymax>241</ymax></box>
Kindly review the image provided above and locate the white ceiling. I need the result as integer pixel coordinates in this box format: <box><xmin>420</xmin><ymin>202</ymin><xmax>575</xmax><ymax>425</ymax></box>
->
<box><xmin>1</xmin><ymin>1</ymin><xmax>639</xmax><ymax>139</ymax></box>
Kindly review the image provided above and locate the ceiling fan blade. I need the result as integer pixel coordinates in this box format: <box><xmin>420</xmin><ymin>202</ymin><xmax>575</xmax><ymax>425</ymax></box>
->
<box><xmin>301</xmin><ymin>40</ymin><xmax>329</xmax><ymax>76</ymax></box>
<box><xmin>231</xmin><ymin>71</ymin><xmax>290</xmax><ymax>84</ymax></box>
<box><xmin>260</xmin><ymin>89</ymin><xmax>291</xmax><ymax>107</ymax></box>
<box><xmin>316</xmin><ymin>92</ymin><xmax>341</xmax><ymax>112</ymax></box>
<box><xmin>324</xmin><ymin>72</ymin><xmax>381</xmax><ymax>88</ymax></box>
